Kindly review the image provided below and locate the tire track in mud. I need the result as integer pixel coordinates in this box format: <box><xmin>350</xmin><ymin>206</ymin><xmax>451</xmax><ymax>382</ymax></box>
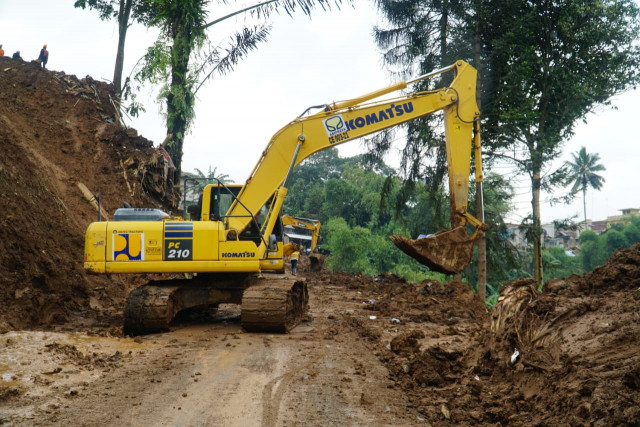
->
<box><xmin>261</xmin><ymin>343</ymin><xmax>327</xmax><ymax>427</ymax></box>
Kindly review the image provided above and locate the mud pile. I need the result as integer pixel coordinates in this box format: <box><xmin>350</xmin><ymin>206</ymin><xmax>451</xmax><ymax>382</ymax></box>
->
<box><xmin>315</xmin><ymin>243</ymin><xmax>640</xmax><ymax>425</ymax></box>
<box><xmin>0</xmin><ymin>57</ymin><xmax>174</xmax><ymax>332</ymax></box>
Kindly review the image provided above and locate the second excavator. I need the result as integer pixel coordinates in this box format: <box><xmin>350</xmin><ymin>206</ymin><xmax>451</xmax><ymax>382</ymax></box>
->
<box><xmin>83</xmin><ymin>60</ymin><xmax>488</xmax><ymax>335</ymax></box>
<box><xmin>282</xmin><ymin>215</ymin><xmax>324</xmax><ymax>270</ymax></box>
<box><xmin>281</xmin><ymin>215</ymin><xmax>322</xmax><ymax>254</ymax></box>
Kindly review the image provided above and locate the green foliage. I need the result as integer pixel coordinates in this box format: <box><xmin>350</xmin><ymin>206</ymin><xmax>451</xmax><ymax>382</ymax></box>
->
<box><xmin>390</xmin><ymin>264</ymin><xmax>447</xmax><ymax>284</ymax></box>
<box><xmin>324</xmin><ymin>218</ymin><xmax>372</xmax><ymax>274</ymax></box>
<box><xmin>374</xmin><ymin>0</ymin><xmax>640</xmax><ymax>287</ymax></box>
<box><xmin>285</xmin><ymin>151</ymin><xmax>519</xmax><ymax>293</ymax></box>
<box><xmin>604</xmin><ymin>229</ymin><xmax>628</xmax><ymax>254</ymax></box>
<box><xmin>74</xmin><ymin>0</ymin><xmax>119</xmax><ymax>20</ymax></box>
<box><xmin>542</xmin><ymin>246</ymin><xmax>582</xmax><ymax>280</ymax></box>
<box><xmin>482</xmin><ymin>1</ymin><xmax>640</xmax><ymax>150</ymax></box>
<box><xmin>623</xmin><ymin>223</ymin><xmax>640</xmax><ymax>245</ymax></box>
<box><xmin>481</xmin><ymin>0</ymin><xmax>640</xmax><ymax>284</ymax></box>
<box><xmin>610</xmin><ymin>222</ymin><xmax>625</xmax><ymax>232</ymax></box>
<box><xmin>580</xmin><ymin>240</ymin><xmax>606</xmax><ymax>272</ymax></box>
<box><xmin>535</xmin><ymin>218</ymin><xmax>640</xmax><ymax>278</ymax></box>
<box><xmin>578</xmin><ymin>230</ymin><xmax>598</xmax><ymax>245</ymax></box>
<box><xmin>323</xmin><ymin>218</ymin><xmax>448</xmax><ymax>282</ymax></box>
<box><xmin>565</xmin><ymin>147</ymin><xmax>606</xmax><ymax>195</ymax></box>
<box><xmin>484</xmin><ymin>282</ymin><xmax>502</xmax><ymax>308</ymax></box>
<box><xmin>74</xmin><ymin>0</ymin><xmax>157</xmax><ymax>23</ymax></box>
<box><xmin>136</xmin><ymin>41</ymin><xmax>173</xmax><ymax>85</ymax></box>
<box><xmin>577</xmin><ymin>219</ymin><xmax>640</xmax><ymax>272</ymax></box>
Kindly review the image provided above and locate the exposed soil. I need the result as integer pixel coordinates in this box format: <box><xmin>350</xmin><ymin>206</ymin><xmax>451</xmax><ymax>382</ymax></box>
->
<box><xmin>0</xmin><ymin>57</ymin><xmax>174</xmax><ymax>333</ymax></box>
<box><xmin>1</xmin><ymin>58</ymin><xmax>639</xmax><ymax>425</ymax></box>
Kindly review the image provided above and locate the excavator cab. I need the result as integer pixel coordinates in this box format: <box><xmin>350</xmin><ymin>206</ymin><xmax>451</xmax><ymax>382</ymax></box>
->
<box><xmin>187</xmin><ymin>184</ymin><xmax>283</xmax><ymax>248</ymax></box>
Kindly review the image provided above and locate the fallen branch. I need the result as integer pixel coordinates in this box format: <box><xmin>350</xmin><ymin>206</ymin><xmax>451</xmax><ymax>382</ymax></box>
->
<box><xmin>77</xmin><ymin>182</ymin><xmax>109</xmax><ymax>221</ymax></box>
<box><xmin>119</xmin><ymin>160</ymin><xmax>133</xmax><ymax>196</ymax></box>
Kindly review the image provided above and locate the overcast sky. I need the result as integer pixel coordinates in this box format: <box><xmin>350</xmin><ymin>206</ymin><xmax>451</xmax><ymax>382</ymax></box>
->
<box><xmin>1</xmin><ymin>0</ymin><xmax>638</xmax><ymax>225</ymax></box>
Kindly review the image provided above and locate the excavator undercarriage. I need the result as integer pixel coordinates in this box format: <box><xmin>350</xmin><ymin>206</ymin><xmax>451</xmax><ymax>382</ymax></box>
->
<box><xmin>123</xmin><ymin>274</ymin><xmax>308</xmax><ymax>336</ymax></box>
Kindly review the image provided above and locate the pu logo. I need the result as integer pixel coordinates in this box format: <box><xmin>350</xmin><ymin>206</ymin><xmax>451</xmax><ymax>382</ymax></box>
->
<box><xmin>324</xmin><ymin>116</ymin><xmax>344</xmax><ymax>134</ymax></box>
<box><xmin>113</xmin><ymin>233</ymin><xmax>143</xmax><ymax>261</ymax></box>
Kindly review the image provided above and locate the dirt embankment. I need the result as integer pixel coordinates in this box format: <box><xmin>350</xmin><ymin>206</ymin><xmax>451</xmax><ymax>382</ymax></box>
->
<box><xmin>324</xmin><ymin>244</ymin><xmax>640</xmax><ymax>425</ymax></box>
<box><xmin>0</xmin><ymin>57</ymin><xmax>174</xmax><ymax>332</ymax></box>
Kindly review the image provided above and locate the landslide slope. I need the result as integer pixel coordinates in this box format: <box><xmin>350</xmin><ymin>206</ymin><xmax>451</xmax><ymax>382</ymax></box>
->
<box><xmin>0</xmin><ymin>57</ymin><xmax>170</xmax><ymax>331</ymax></box>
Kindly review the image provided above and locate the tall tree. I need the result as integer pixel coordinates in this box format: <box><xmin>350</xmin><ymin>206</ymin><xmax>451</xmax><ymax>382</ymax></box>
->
<box><xmin>74</xmin><ymin>0</ymin><xmax>157</xmax><ymax>98</ymax></box>
<box><xmin>480</xmin><ymin>0</ymin><xmax>640</xmax><ymax>286</ymax></box>
<box><xmin>184</xmin><ymin>165</ymin><xmax>233</xmax><ymax>204</ymax></box>
<box><xmin>372</xmin><ymin>0</ymin><xmax>470</xmax><ymax>184</ymax></box>
<box><xmin>373</xmin><ymin>0</ymin><xmax>640</xmax><ymax>289</ymax></box>
<box><xmin>372</xmin><ymin>0</ymin><xmax>489</xmax><ymax>295</ymax></box>
<box><xmin>136</xmin><ymin>0</ymin><xmax>346</xmax><ymax>184</ymax></box>
<box><xmin>565</xmin><ymin>147</ymin><xmax>606</xmax><ymax>227</ymax></box>
<box><xmin>190</xmin><ymin>166</ymin><xmax>232</xmax><ymax>184</ymax></box>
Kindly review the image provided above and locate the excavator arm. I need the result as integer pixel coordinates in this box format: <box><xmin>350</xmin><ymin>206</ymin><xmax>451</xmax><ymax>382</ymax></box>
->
<box><xmin>227</xmin><ymin>60</ymin><xmax>486</xmax><ymax>273</ymax></box>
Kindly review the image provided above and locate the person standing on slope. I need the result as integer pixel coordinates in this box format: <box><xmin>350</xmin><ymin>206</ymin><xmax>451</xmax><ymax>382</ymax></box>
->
<box><xmin>38</xmin><ymin>44</ymin><xmax>48</xmax><ymax>68</ymax></box>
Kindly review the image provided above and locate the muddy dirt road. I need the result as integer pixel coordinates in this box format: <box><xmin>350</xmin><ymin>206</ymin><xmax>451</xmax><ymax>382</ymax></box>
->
<box><xmin>3</xmin><ymin>247</ymin><xmax>640</xmax><ymax>426</ymax></box>
<box><xmin>1</xmin><ymin>280</ymin><xmax>416</xmax><ymax>426</ymax></box>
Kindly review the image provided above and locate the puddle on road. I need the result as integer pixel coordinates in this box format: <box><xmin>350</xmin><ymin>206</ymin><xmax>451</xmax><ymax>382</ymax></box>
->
<box><xmin>0</xmin><ymin>331</ymin><xmax>154</xmax><ymax>398</ymax></box>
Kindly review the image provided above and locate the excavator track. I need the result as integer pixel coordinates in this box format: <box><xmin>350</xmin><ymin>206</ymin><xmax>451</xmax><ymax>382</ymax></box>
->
<box><xmin>123</xmin><ymin>275</ymin><xmax>308</xmax><ymax>336</ymax></box>
<box><xmin>123</xmin><ymin>284</ymin><xmax>181</xmax><ymax>336</ymax></box>
<box><xmin>241</xmin><ymin>278</ymin><xmax>309</xmax><ymax>333</ymax></box>
<box><xmin>123</xmin><ymin>275</ymin><xmax>248</xmax><ymax>336</ymax></box>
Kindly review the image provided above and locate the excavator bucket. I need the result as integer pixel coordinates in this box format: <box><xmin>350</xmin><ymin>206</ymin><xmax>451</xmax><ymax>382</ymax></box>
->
<box><xmin>309</xmin><ymin>253</ymin><xmax>324</xmax><ymax>271</ymax></box>
<box><xmin>390</xmin><ymin>226</ymin><xmax>479</xmax><ymax>275</ymax></box>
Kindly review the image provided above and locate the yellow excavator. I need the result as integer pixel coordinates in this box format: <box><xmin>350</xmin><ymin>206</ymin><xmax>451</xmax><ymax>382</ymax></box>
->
<box><xmin>282</xmin><ymin>215</ymin><xmax>323</xmax><ymax>270</ymax></box>
<box><xmin>83</xmin><ymin>60</ymin><xmax>487</xmax><ymax>335</ymax></box>
<box><xmin>281</xmin><ymin>215</ymin><xmax>321</xmax><ymax>254</ymax></box>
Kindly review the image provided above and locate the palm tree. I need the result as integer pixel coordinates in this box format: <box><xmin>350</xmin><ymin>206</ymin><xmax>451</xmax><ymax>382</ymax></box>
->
<box><xmin>138</xmin><ymin>0</ymin><xmax>345</xmax><ymax>184</ymax></box>
<box><xmin>565</xmin><ymin>147</ymin><xmax>606</xmax><ymax>227</ymax></box>
<box><xmin>183</xmin><ymin>166</ymin><xmax>233</xmax><ymax>206</ymax></box>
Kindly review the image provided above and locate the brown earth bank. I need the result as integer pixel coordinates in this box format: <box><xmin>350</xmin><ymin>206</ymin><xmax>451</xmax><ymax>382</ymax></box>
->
<box><xmin>1</xmin><ymin>59</ymin><xmax>639</xmax><ymax>425</ymax></box>
<box><xmin>0</xmin><ymin>57</ymin><xmax>175</xmax><ymax>332</ymax></box>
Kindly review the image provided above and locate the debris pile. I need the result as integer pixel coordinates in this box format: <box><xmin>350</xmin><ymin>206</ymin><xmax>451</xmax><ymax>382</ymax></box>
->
<box><xmin>0</xmin><ymin>57</ymin><xmax>176</xmax><ymax>331</ymax></box>
<box><xmin>310</xmin><ymin>243</ymin><xmax>640</xmax><ymax>425</ymax></box>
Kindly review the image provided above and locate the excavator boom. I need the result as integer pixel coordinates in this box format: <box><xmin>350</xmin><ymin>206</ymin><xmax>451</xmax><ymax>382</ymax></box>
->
<box><xmin>228</xmin><ymin>60</ymin><xmax>486</xmax><ymax>273</ymax></box>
